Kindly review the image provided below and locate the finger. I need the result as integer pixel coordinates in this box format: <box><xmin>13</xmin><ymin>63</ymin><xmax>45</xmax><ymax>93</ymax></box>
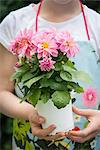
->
<box><xmin>42</xmin><ymin>132</ymin><xmax>65</xmax><ymax>141</ymax></box>
<box><xmin>84</xmin><ymin>131</ymin><xmax>97</xmax><ymax>142</ymax></box>
<box><xmin>69</xmin><ymin>123</ymin><xmax>96</xmax><ymax>138</ymax></box>
<box><xmin>68</xmin><ymin>131</ymin><xmax>97</xmax><ymax>143</ymax></box>
<box><xmin>32</xmin><ymin>124</ymin><xmax>56</xmax><ymax>137</ymax></box>
<box><xmin>72</xmin><ymin>106</ymin><xmax>95</xmax><ymax>117</ymax></box>
<box><xmin>30</xmin><ymin>111</ymin><xmax>45</xmax><ymax>124</ymax></box>
<box><xmin>67</xmin><ymin>135</ymin><xmax>83</xmax><ymax>143</ymax></box>
<box><xmin>65</xmin><ymin>132</ymin><xmax>69</xmax><ymax>137</ymax></box>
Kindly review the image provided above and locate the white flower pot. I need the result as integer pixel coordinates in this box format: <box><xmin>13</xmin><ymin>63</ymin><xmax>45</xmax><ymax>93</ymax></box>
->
<box><xmin>36</xmin><ymin>100</ymin><xmax>74</xmax><ymax>135</ymax></box>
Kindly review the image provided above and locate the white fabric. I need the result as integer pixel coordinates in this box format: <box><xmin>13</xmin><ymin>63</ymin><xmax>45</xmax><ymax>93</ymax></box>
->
<box><xmin>0</xmin><ymin>4</ymin><xmax>100</xmax><ymax>57</ymax></box>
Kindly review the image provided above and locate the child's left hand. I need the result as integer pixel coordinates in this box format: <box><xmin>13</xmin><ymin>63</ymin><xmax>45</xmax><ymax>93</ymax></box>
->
<box><xmin>67</xmin><ymin>106</ymin><xmax>100</xmax><ymax>143</ymax></box>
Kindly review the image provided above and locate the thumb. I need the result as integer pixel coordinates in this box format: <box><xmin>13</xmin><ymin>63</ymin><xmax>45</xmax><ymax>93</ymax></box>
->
<box><xmin>72</xmin><ymin>106</ymin><xmax>94</xmax><ymax>117</ymax></box>
<box><xmin>29</xmin><ymin>110</ymin><xmax>45</xmax><ymax>124</ymax></box>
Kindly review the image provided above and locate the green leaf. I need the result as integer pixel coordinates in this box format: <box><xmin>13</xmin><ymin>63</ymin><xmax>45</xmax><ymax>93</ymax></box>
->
<box><xmin>57</xmin><ymin>52</ymin><xmax>64</xmax><ymax>61</ymax></box>
<box><xmin>11</xmin><ymin>64</ymin><xmax>30</xmax><ymax>81</ymax></box>
<box><xmin>30</xmin><ymin>65</ymin><xmax>38</xmax><ymax>73</ymax></box>
<box><xmin>11</xmin><ymin>71</ymin><xmax>22</xmax><ymax>81</ymax></box>
<box><xmin>40</xmin><ymin>78</ymin><xmax>68</xmax><ymax>91</ymax></box>
<box><xmin>40</xmin><ymin>78</ymin><xmax>50</xmax><ymax>88</ymax></box>
<box><xmin>54</xmin><ymin>62</ymin><xmax>62</xmax><ymax>71</ymax></box>
<box><xmin>66</xmin><ymin>60</ymin><xmax>76</xmax><ymax>69</ymax></box>
<box><xmin>17</xmin><ymin>64</ymin><xmax>30</xmax><ymax>73</ymax></box>
<box><xmin>49</xmin><ymin>80</ymin><xmax>67</xmax><ymax>91</ymax></box>
<box><xmin>21</xmin><ymin>72</ymin><xmax>35</xmax><ymax>82</ymax></box>
<box><xmin>41</xmin><ymin>89</ymin><xmax>50</xmax><ymax>103</ymax></box>
<box><xmin>68</xmin><ymin>82</ymin><xmax>84</xmax><ymax>93</ymax></box>
<box><xmin>24</xmin><ymin>75</ymin><xmax>44</xmax><ymax>88</ymax></box>
<box><xmin>21</xmin><ymin>93</ymin><xmax>31</xmax><ymax>103</ymax></box>
<box><xmin>52</xmin><ymin>91</ymin><xmax>71</xmax><ymax>109</ymax></box>
<box><xmin>45</xmin><ymin>70</ymin><xmax>54</xmax><ymax>79</ymax></box>
<box><xmin>72</xmin><ymin>71</ymin><xmax>92</xmax><ymax>83</ymax></box>
<box><xmin>32</xmin><ymin>55</ymin><xmax>39</xmax><ymax>64</ymax></box>
<box><xmin>60</xmin><ymin>71</ymin><xmax>72</xmax><ymax>81</ymax></box>
<box><xmin>63</xmin><ymin>63</ymin><xmax>92</xmax><ymax>84</ymax></box>
<box><xmin>25</xmin><ymin>141</ymin><xmax>35</xmax><ymax>150</ymax></box>
<box><xmin>55</xmin><ymin>76</ymin><xmax>63</xmax><ymax>82</ymax></box>
<box><xmin>28</xmin><ymin>88</ymin><xmax>41</xmax><ymax>106</ymax></box>
<box><xmin>49</xmin><ymin>81</ymin><xmax>63</xmax><ymax>91</ymax></box>
<box><xmin>62</xmin><ymin>63</ymin><xmax>74</xmax><ymax>73</ymax></box>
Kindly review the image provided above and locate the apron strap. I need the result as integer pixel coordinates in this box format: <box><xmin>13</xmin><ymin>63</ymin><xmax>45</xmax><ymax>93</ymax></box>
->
<box><xmin>35</xmin><ymin>0</ymin><xmax>90</xmax><ymax>41</ymax></box>
<box><xmin>80</xmin><ymin>1</ymin><xmax>90</xmax><ymax>41</ymax></box>
<box><xmin>35</xmin><ymin>0</ymin><xmax>44</xmax><ymax>32</ymax></box>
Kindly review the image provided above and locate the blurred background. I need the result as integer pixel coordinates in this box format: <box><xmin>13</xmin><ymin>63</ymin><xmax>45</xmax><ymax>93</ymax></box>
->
<box><xmin>0</xmin><ymin>0</ymin><xmax>100</xmax><ymax>149</ymax></box>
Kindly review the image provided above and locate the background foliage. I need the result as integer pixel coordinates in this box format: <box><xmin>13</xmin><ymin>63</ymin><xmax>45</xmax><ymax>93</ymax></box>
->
<box><xmin>0</xmin><ymin>0</ymin><xmax>100</xmax><ymax>150</ymax></box>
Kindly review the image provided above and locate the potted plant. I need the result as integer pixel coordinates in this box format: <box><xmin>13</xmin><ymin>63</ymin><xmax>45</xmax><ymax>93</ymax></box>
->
<box><xmin>10</xmin><ymin>28</ymin><xmax>91</xmax><ymax>135</ymax></box>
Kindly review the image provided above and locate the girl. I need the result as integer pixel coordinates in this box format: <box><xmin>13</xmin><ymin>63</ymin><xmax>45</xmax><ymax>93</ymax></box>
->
<box><xmin>0</xmin><ymin>0</ymin><xmax>100</xmax><ymax>149</ymax></box>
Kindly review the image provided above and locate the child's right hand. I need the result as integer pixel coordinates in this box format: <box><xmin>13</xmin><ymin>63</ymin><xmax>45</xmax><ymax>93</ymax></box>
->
<box><xmin>28</xmin><ymin>109</ymin><xmax>65</xmax><ymax>141</ymax></box>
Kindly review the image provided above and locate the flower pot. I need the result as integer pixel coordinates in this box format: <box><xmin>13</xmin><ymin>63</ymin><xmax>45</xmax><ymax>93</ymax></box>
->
<box><xmin>36</xmin><ymin>100</ymin><xmax>74</xmax><ymax>135</ymax></box>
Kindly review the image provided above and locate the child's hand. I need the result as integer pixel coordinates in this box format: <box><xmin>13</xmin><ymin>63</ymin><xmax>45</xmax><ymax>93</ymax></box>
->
<box><xmin>67</xmin><ymin>106</ymin><xmax>100</xmax><ymax>143</ymax></box>
<box><xmin>28</xmin><ymin>109</ymin><xmax>65</xmax><ymax>141</ymax></box>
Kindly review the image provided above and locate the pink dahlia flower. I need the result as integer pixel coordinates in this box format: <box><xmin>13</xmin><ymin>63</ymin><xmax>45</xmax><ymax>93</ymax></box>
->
<box><xmin>39</xmin><ymin>57</ymin><xmax>55</xmax><ymax>72</ymax></box>
<box><xmin>33</xmin><ymin>32</ymin><xmax>58</xmax><ymax>59</ymax></box>
<box><xmin>15</xmin><ymin>62</ymin><xmax>21</xmax><ymax>68</ymax></box>
<box><xmin>55</xmin><ymin>31</ymin><xmax>79</xmax><ymax>57</ymax></box>
<box><xmin>9</xmin><ymin>28</ymin><xmax>36</xmax><ymax>57</ymax></box>
<box><xmin>83</xmin><ymin>87</ymin><xmax>97</xmax><ymax>107</ymax></box>
<box><xmin>44</xmin><ymin>28</ymin><xmax>57</xmax><ymax>36</ymax></box>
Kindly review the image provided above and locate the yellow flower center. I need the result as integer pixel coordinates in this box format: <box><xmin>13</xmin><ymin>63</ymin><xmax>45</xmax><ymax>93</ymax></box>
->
<box><xmin>88</xmin><ymin>94</ymin><xmax>93</xmax><ymax>101</ymax></box>
<box><xmin>65</xmin><ymin>41</ymin><xmax>73</xmax><ymax>47</ymax></box>
<box><xmin>42</xmin><ymin>42</ymin><xmax>49</xmax><ymax>48</ymax></box>
<box><xmin>21</xmin><ymin>38</ymin><xmax>28</xmax><ymax>45</ymax></box>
